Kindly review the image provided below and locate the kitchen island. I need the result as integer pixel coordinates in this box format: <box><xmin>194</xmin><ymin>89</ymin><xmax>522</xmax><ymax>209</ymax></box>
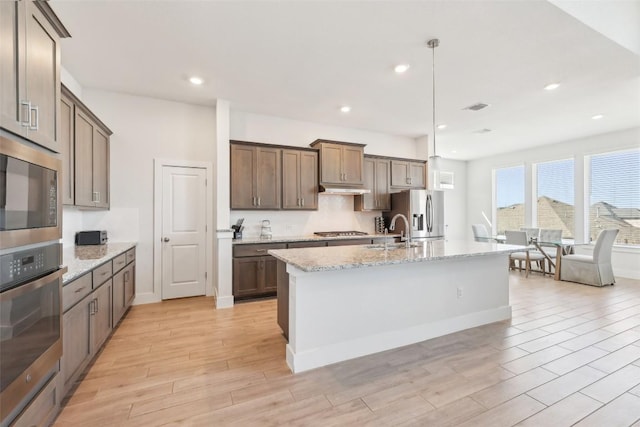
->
<box><xmin>269</xmin><ymin>240</ymin><xmax>522</xmax><ymax>373</ymax></box>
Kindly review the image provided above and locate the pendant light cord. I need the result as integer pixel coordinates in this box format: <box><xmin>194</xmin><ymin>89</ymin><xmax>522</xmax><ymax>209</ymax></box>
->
<box><xmin>428</xmin><ymin>39</ymin><xmax>439</xmax><ymax>159</ymax></box>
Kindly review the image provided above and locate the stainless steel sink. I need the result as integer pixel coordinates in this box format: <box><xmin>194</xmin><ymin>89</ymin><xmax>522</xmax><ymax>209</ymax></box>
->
<box><xmin>365</xmin><ymin>242</ymin><xmax>421</xmax><ymax>250</ymax></box>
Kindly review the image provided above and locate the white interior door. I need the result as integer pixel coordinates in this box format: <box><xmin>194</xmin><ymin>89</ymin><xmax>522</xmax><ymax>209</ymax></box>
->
<box><xmin>161</xmin><ymin>166</ymin><xmax>207</xmax><ymax>299</ymax></box>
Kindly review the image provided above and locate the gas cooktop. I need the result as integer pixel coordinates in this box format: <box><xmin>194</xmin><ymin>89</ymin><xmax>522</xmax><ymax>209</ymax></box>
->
<box><xmin>313</xmin><ymin>231</ymin><xmax>369</xmax><ymax>237</ymax></box>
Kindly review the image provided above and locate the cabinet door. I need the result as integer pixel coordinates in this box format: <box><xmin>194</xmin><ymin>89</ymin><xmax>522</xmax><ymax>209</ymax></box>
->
<box><xmin>233</xmin><ymin>258</ymin><xmax>261</xmax><ymax>298</ymax></box>
<box><xmin>391</xmin><ymin>160</ymin><xmax>411</xmax><ymax>188</ymax></box>
<box><xmin>92</xmin><ymin>279</ymin><xmax>112</xmax><ymax>351</ymax></box>
<box><xmin>319</xmin><ymin>143</ymin><xmax>343</xmax><ymax>184</ymax></box>
<box><xmin>230</xmin><ymin>144</ymin><xmax>256</xmax><ymax>209</ymax></box>
<box><xmin>299</xmin><ymin>150</ymin><xmax>318</xmax><ymax>209</ymax></box>
<box><xmin>262</xmin><ymin>256</ymin><xmax>278</xmax><ymax>293</ymax></box>
<box><xmin>62</xmin><ymin>293</ymin><xmax>92</xmax><ymax>395</ymax></box>
<box><xmin>112</xmin><ymin>267</ymin><xmax>126</xmax><ymax>326</ymax></box>
<box><xmin>375</xmin><ymin>159</ymin><xmax>391</xmax><ymax>210</ymax></box>
<box><xmin>342</xmin><ymin>145</ymin><xmax>364</xmax><ymax>184</ymax></box>
<box><xmin>358</xmin><ymin>157</ymin><xmax>376</xmax><ymax>210</ymax></box>
<box><xmin>24</xmin><ymin>1</ymin><xmax>61</xmax><ymax>152</ymax></box>
<box><xmin>124</xmin><ymin>262</ymin><xmax>135</xmax><ymax>307</ymax></box>
<box><xmin>255</xmin><ymin>147</ymin><xmax>281</xmax><ymax>209</ymax></box>
<box><xmin>281</xmin><ymin>149</ymin><xmax>300</xmax><ymax>209</ymax></box>
<box><xmin>60</xmin><ymin>94</ymin><xmax>74</xmax><ymax>205</ymax></box>
<box><xmin>409</xmin><ymin>162</ymin><xmax>426</xmax><ymax>188</ymax></box>
<box><xmin>74</xmin><ymin>109</ymin><xmax>95</xmax><ymax>207</ymax></box>
<box><xmin>0</xmin><ymin>0</ymin><xmax>25</xmax><ymax>137</ymax></box>
<box><xmin>93</xmin><ymin>127</ymin><xmax>110</xmax><ymax>208</ymax></box>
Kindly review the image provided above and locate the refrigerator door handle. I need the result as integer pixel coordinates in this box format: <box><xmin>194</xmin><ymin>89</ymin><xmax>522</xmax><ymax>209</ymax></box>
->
<box><xmin>426</xmin><ymin>194</ymin><xmax>432</xmax><ymax>232</ymax></box>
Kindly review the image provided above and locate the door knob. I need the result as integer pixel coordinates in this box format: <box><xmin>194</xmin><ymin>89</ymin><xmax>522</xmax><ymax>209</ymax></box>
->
<box><xmin>163</xmin><ymin>237</ymin><xmax>170</xmax><ymax>242</ymax></box>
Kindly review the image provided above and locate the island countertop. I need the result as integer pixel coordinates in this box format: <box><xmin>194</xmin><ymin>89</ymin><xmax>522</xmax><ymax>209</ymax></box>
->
<box><xmin>62</xmin><ymin>242</ymin><xmax>137</xmax><ymax>284</ymax></box>
<box><xmin>233</xmin><ymin>233</ymin><xmax>399</xmax><ymax>245</ymax></box>
<box><xmin>269</xmin><ymin>240</ymin><xmax>524</xmax><ymax>272</ymax></box>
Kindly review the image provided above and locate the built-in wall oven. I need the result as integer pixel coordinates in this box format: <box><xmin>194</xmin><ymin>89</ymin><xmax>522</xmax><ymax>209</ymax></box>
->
<box><xmin>0</xmin><ymin>135</ymin><xmax>64</xmax><ymax>424</ymax></box>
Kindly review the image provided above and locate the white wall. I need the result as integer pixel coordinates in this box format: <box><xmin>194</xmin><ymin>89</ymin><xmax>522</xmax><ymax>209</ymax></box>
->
<box><xmin>466</xmin><ymin>127</ymin><xmax>640</xmax><ymax>279</ymax></box>
<box><xmin>63</xmin><ymin>89</ymin><xmax>217</xmax><ymax>304</ymax></box>
<box><xmin>229</xmin><ymin>111</ymin><xmax>425</xmax><ymax>237</ymax></box>
<box><xmin>438</xmin><ymin>158</ymin><xmax>468</xmax><ymax>240</ymax></box>
<box><xmin>231</xmin><ymin>111</ymin><xmax>419</xmax><ymax>157</ymax></box>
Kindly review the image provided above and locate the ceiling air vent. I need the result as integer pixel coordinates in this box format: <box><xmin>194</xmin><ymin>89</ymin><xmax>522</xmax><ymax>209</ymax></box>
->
<box><xmin>464</xmin><ymin>103</ymin><xmax>490</xmax><ymax>111</ymax></box>
<box><xmin>473</xmin><ymin>128</ymin><xmax>492</xmax><ymax>134</ymax></box>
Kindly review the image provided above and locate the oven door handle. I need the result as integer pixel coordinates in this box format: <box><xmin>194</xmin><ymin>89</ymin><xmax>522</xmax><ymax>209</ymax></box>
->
<box><xmin>0</xmin><ymin>267</ymin><xmax>67</xmax><ymax>300</ymax></box>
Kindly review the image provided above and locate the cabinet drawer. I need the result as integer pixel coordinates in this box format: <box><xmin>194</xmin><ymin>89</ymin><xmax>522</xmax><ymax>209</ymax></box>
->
<box><xmin>14</xmin><ymin>372</ymin><xmax>59</xmax><ymax>427</ymax></box>
<box><xmin>126</xmin><ymin>248</ymin><xmax>135</xmax><ymax>264</ymax></box>
<box><xmin>327</xmin><ymin>238</ymin><xmax>373</xmax><ymax>246</ymax></box>
<box><xmin>92</xmin><ymin>261</ymin><xmax>112</xmax><ymax>288</ymax></box>
<box><xmin>63</xmin><ymin>273</ymin><xmax>92</xmax><ymax>312</ymax></box>
<box><xmin>287</xmin><ymin>241</ymin><xmax>327</xmax><ymax>248</ymax></box>
<box><xmin>113</xmin><ymin>253</ymin><xmax>127</xmax><ymax>273</ymax></box>
<box><xmin>233</xmin><ymin>243</ymin><xmax>287</xmax><ymax>258</ymax></box>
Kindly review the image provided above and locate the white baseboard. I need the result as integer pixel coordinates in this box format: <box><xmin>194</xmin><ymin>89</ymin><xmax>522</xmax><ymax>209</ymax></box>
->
<box><xmin>131</xmin><ymin>292</ymin><xmax>161</xmax><ymax>306</ymax></box>
<box><xmin>215</xmin><ymin>295</ymin><xmax>234</xmax><ymax>309</ymax></box>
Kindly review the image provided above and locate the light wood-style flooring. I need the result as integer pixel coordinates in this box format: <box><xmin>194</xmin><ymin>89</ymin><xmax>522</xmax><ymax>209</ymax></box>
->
<box><xmin>54</xmin><ymin>273</ymin><xmax>640</xmax><ymax>426</ymax></box>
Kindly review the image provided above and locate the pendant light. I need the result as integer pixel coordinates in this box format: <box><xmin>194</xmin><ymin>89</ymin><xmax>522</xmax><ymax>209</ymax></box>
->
<box><xmin>427</xmin><ymin>38</ymin><xmax>440</xmax><ymax>190</ymax></box>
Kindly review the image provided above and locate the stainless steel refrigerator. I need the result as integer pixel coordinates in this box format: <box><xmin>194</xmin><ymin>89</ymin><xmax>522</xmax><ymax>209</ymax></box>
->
<box><xmin>386</xmin><ymin>190</ymin><xmax>445</xmax><ymax>240</ymax></box>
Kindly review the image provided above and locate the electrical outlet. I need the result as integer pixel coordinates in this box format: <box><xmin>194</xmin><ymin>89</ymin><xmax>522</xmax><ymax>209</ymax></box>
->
<box><xmin>457</xmin><ymin>287</ymin><xmax>463</xmax><ymax>298</ymax></box>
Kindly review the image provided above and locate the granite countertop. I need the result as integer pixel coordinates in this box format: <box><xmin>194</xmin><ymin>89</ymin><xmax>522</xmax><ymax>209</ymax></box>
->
<box><xmin>233</xmin><ymin>233</ymin><xmax>399</xmax><ymax>245</ymax></box>
<box><xmin>269</xmin><ymin>240</ymin><xmax>525</xmax><ymax>272</ymax></box>
<box><xmin>62</xmin><ymin>242</ymin><xmax>137</xmax><ymax>284</ymax></box>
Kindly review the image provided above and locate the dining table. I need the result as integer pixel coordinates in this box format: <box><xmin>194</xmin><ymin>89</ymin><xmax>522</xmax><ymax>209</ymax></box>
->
<box><xmin>494</xmin><ymin>234</ymin><xmax>575</xmax><ymax>280</ymax></box>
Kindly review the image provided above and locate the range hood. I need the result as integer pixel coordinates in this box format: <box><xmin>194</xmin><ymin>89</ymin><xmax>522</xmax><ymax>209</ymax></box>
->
<box><xmin>318</xmin><ymin>185</ymin><xmax>371</xmax><ymax>195</ymax></box>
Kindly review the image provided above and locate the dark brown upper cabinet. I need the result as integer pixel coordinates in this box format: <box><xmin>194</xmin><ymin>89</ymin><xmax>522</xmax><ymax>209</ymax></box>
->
<box><xmin>282</xmin><ymin>149</ymin><xmax>318</xmax><ymax>210</ymax></box>
<box><xmin>0</xmin><ymin>1</ymin><xmax>70</xmax><ymax>153</ymax></box>
<box><xmin>390</xmin><ymin>159</ymin><xmax>426</xmax><ymax>189</ymax></box>
<box><xmin>310</xmin><ymin>139</ymin><xmax>365</xmax><ymax>186</ymax></box>
<box><xmin>355</xmin><ymin>156</ymin><xmax>390</xmax><ymax>211</ymax></box>
<box><xmin>230</xmin><ymin>142</ymin><xmax>282</xmax><ymax>209</ymax></box>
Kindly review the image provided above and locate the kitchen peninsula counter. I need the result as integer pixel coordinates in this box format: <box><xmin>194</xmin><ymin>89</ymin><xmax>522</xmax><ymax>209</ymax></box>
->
<box><xmin>271</xmin><ymin>240</ymin><xmax>523</xmax><ymax>373</ymax></box>
<box><xmin>62</xmin><ymin>242</ymin><xmax>137</xmax><ymax>284</ymax></box>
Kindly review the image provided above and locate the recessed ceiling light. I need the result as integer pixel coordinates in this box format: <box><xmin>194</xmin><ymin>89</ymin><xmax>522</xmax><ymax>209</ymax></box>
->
<box><xmin>340</xmin><ymin>106</ymin><xmax>351</xmax><ymax>113</ymax></box>
<box><xmin>189</xmin><ymin>76</ymin><xmax>204</xmax><ymax>85</ymax></box>
<box><xmin>437</xmin><ymin>124</ymin><xmax>447</xmax><ymax>130</ymax></box>
<box><xmin>394</xmin><ymin>64</ymin><xmax>410</xmax><ymax>74</ymax></box>
<box><xmin>451</xmin><ymin>150</ymin><xmax>457</xmax><ymax>154</ymax></box>
<box><xmin>544</xmin><ymin>83</ymin><xmax>560</xmax><ymax>91</ymax></box>
<box><xmin>592</xmin><ymin>114</ymin><xmax>604</xmax><ymax>120</ymax></box>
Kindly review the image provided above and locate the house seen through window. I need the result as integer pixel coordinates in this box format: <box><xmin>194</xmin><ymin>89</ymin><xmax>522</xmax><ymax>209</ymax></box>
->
<box><xmin>589</xmin><ymin>149</ymin><xmax>640</xmax><ymax>245</ymax></box>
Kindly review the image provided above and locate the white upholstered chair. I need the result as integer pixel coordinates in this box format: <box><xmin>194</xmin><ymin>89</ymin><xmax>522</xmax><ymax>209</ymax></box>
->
<box><xmin>506</xmin><ymin>230</ymin><xmax>546</xmax><ymax>278</ymax></box>
<box><xmin>472</xmin><ymin>224</ymin><xmax>492</xmax><ymax>242</ymax></box>
<box><xmin>560</xmin><ymin>229</ymin><xmax>619</xmax><ymax>287</ymax></box>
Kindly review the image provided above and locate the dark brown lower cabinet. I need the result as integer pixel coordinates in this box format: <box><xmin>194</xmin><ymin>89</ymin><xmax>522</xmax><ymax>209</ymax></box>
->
<box><xmin>233</xmin><ymin>256</ymin><xmax>278</xmax><ymax>299</ymax></box>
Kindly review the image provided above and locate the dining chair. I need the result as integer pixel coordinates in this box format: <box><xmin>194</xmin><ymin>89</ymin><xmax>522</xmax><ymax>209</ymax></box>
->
<box><xmin>520</xmin><ymin>227</ymin><xmax>540</xmax><ymax>242</ymax></box>
<box><xmin>560</xmin><ymin>228</ymin><xmax>619</xmax><ymax>287</ymax></box>
<box><xmin>538</xmin><ymin>229</ymin><xmax>563</xmax><ymax>274</ymax></box>
<box><xmin>506</xmin><ymin>230</ymin><xmax>546</xmax><ymax>278</ymax></box>
<box><xmin>472</xmin><ymin>224</ymin><xmax>492</xmax><ymax>242</ymax></box>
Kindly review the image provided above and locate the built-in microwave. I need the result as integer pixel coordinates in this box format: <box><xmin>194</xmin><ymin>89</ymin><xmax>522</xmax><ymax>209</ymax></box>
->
<box><xmin>0</xmin><ymin>136</ymin><xmax>62</xmax><ymax>250</ymax></box>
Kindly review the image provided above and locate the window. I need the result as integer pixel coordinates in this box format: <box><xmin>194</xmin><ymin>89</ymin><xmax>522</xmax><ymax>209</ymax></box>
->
<box><xmin>536</xmin><ymin>159</ymin><xmax>574</xmax><ymax>239</ymax></box>
<box><xmin>589</xmin><ymin>149</ymin><xmax>640</xmax><ymax>245</ymax></box>
<box><xmin>495</xmin><ymin>165</ymin><xmax>524</xmax><ymax>235</ymax></box>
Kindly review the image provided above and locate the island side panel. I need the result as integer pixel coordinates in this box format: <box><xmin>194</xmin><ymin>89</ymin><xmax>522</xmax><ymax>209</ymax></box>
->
<box><xmin>285</xmin><ymin>253</ymin><xmax>512</xmax><ymax>373</ymax></box>
<box><xmin>276</xmin><ymin>259</ymin><xmax>289</xmax><ymax>338</ymax></box>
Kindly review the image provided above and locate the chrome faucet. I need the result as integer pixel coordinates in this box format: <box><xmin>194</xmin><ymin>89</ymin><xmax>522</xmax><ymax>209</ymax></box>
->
<box><xmin>390</xmin><ymin>214</ymin><xmax>411</xmax><ymax>248</ymax></box>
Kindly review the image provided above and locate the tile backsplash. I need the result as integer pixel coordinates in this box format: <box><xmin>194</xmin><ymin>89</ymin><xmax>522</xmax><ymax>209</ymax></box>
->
<box><xmin>230</xmin><ymin>195</ymin><xmax>380</xmax><ymax>238</ymax></box>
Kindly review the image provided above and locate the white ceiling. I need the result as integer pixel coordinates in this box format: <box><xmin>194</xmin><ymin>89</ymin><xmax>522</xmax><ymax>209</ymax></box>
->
<box><xmin>50</xmin><ymin>0</ymin><xmax>640</xmax><ymax>161</ymax></box>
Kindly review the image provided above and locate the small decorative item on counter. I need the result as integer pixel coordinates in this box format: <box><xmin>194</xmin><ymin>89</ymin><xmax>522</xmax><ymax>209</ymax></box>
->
<box><xmin>260</xmin><ymin>219</ymin><xmax>272</xmax><ymax>240</ymax></box>
<box><xmin>231</xmin><ymin>218</ymin><xmax>244</xmax><ymax>239</ymax></box>
<box><xmin>375</xmin><ymin>216</ymin><xmax>386</xmax><ymax>234</ymax></box>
